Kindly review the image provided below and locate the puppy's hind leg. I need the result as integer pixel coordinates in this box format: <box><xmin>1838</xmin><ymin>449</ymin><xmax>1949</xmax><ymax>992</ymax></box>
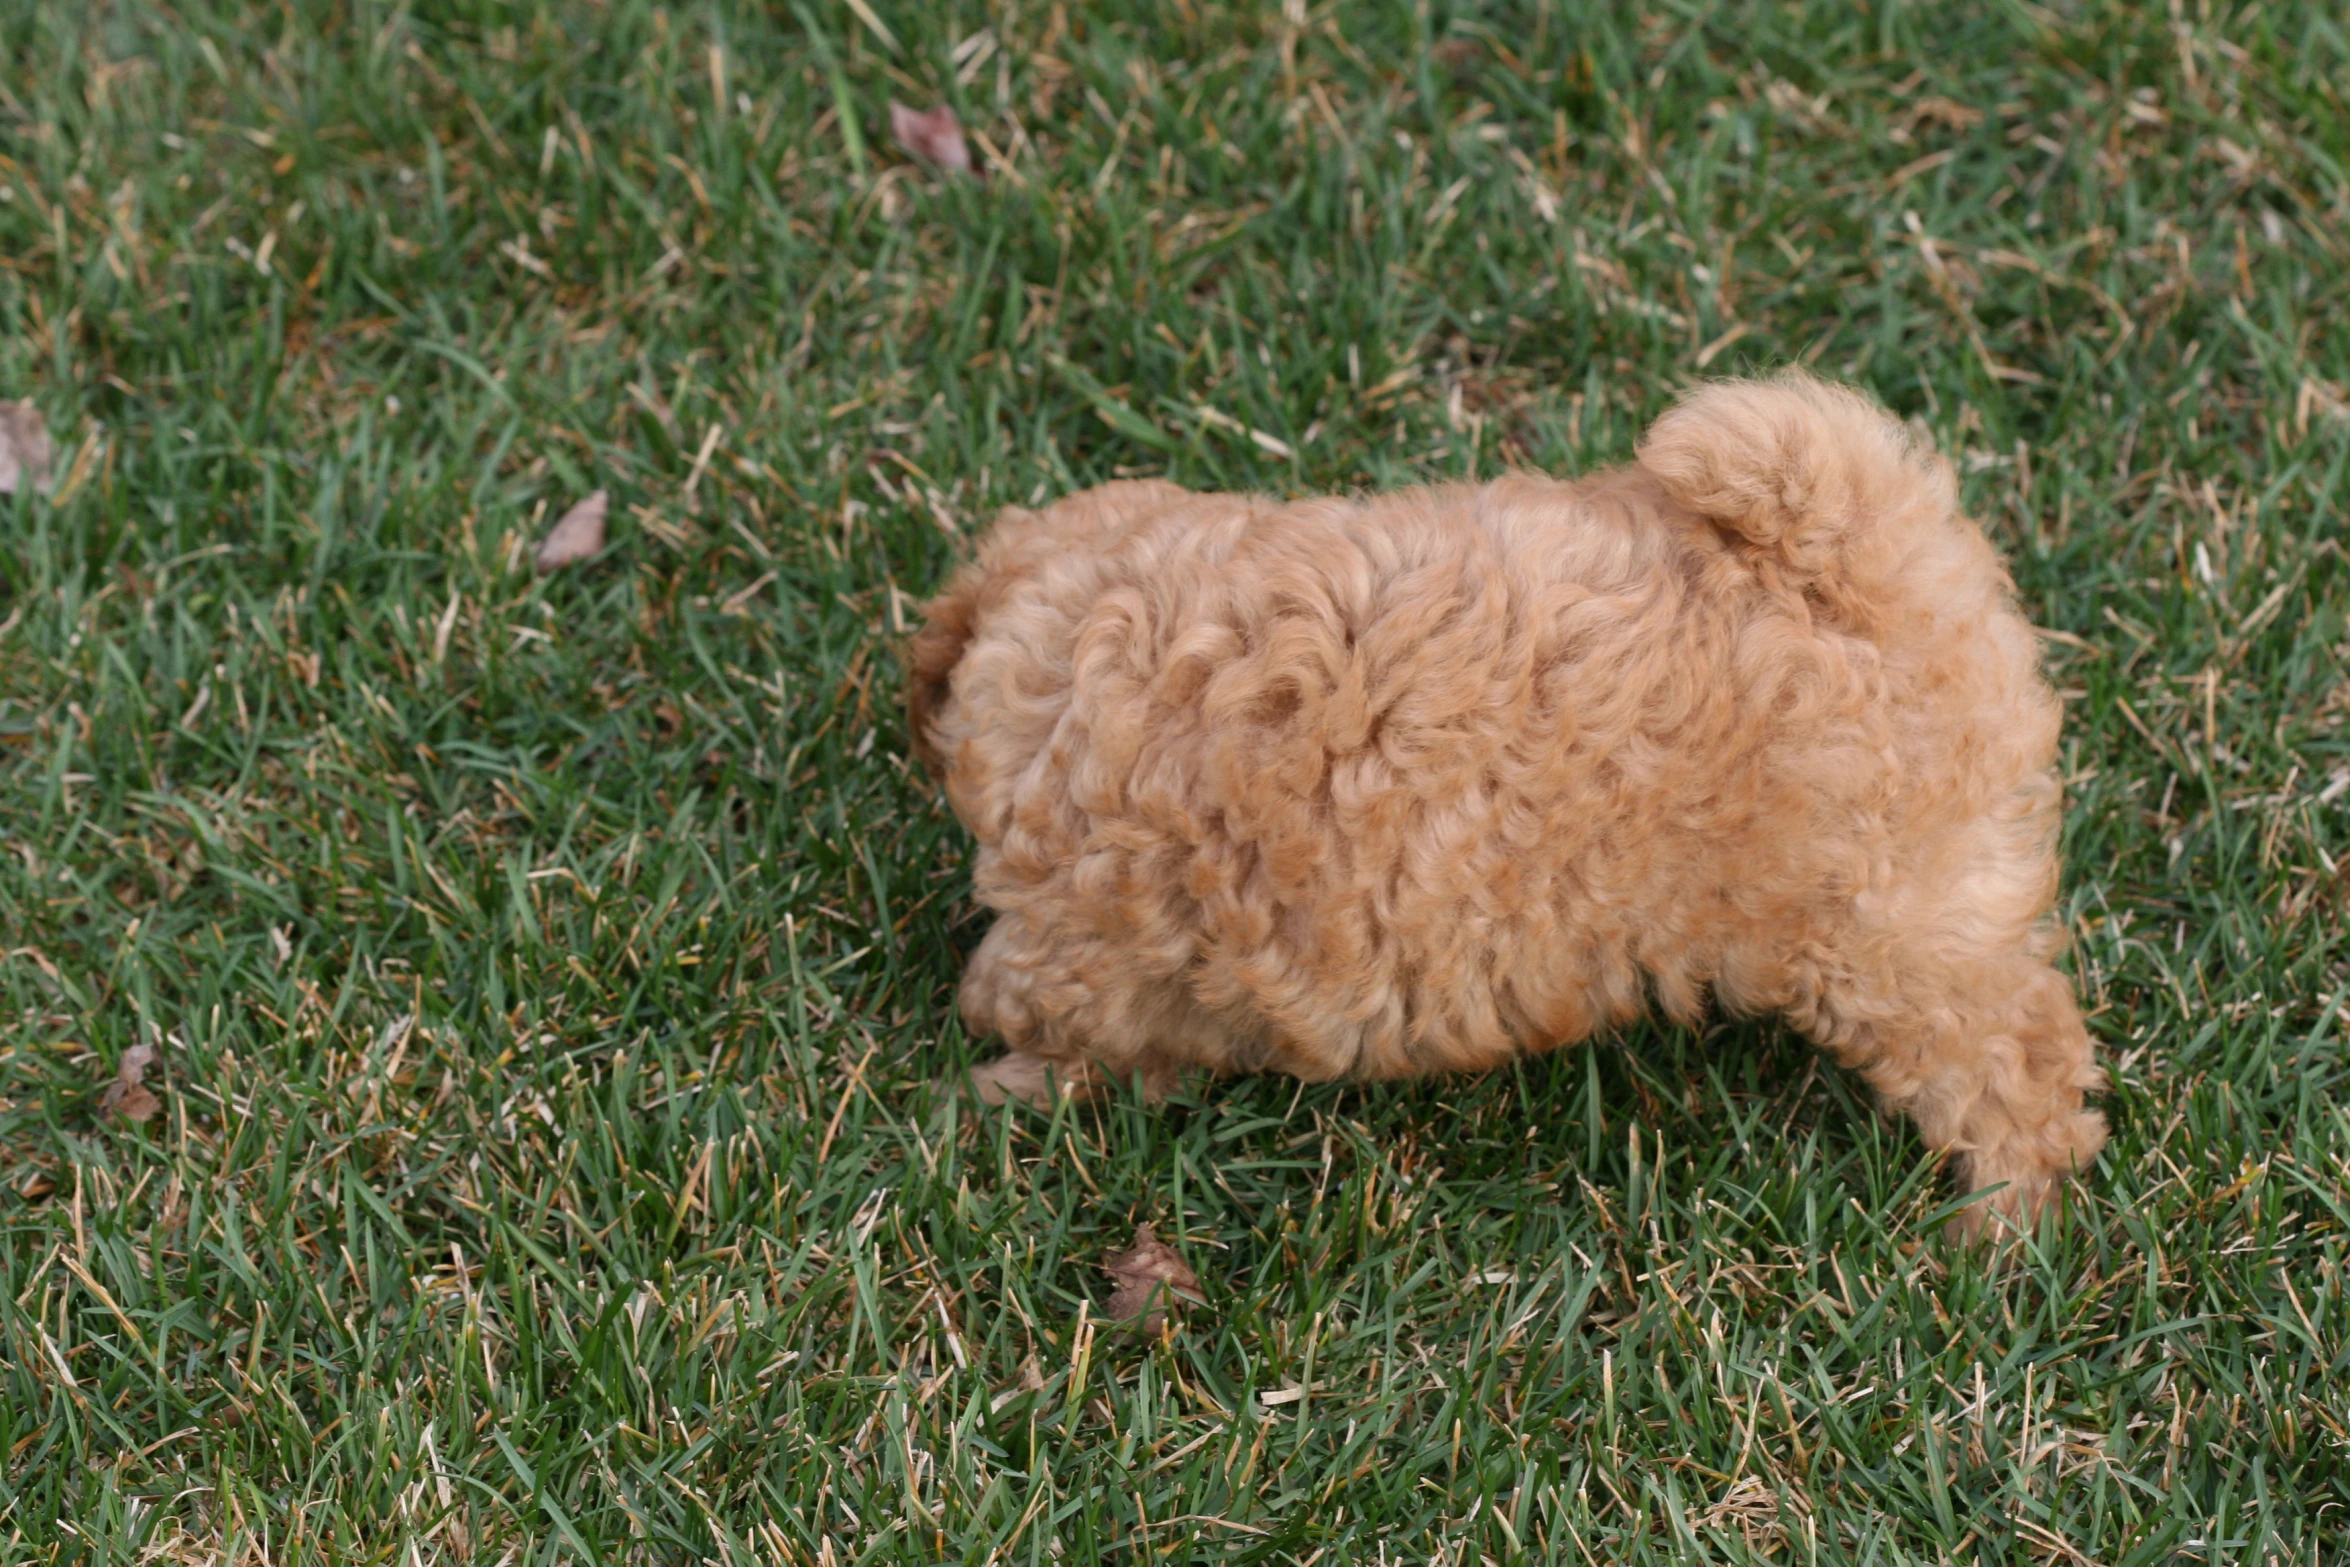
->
<box><xmin>1822</xmin><ymin>952</ymin><xmax>2107</xmax><ymax>1239</ymax></box>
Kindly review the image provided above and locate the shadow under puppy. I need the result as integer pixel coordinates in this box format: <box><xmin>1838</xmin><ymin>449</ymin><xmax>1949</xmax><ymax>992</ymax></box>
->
<box><xmin>907</xmin><ymin>371</ymin><xmax>2106</xmax><ymax>1235</ymax></box>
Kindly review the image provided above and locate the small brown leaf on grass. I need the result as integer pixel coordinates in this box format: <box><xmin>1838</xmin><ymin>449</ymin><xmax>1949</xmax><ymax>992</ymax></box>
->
<box><xmin>1431</xmin><ymin>36</ymin><xmax>1485</xmax><ymax>72</ymax></box>
<box><xmin>0</xmin><ymin>400</ymin><xmax>53</xmax><ymax>496</ymax></box>
<box><xmin>536</xmin><ymin>489</ymin><xmax>609</xmax><ymax>573</ymax></box>
<box><xmin>891</xmin><ymin>102</ymin><xmax>971</xmax><ymax>174</ymax></box>
<box><xmin>99</xmin><ymin>1043</ymin><xmax>161</xmax><ymax>1124</ymax></box>
<box><xmin>1102</xmin><ymin>1224</ymin><xmax>1204</xmax><ymax>1334</ymax></box>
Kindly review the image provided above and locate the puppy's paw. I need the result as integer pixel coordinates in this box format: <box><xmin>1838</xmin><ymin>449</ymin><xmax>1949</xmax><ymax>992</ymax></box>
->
<box><xmin>962</xmin><ymin>1052</ymin><xmax>1098</xmax><ymax>1107</ymax></box>
<box><xmin>1947</xmin><ymin>1106</ymin><xmax>2106</xmax><ymax>1245</ymax></box>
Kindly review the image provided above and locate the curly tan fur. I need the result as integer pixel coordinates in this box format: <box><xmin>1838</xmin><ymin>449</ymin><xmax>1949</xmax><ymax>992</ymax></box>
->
<box><xmin>911</xmin><ymin>372</ymin><xmax>2106</xmax><ymax>1234</ymax></box>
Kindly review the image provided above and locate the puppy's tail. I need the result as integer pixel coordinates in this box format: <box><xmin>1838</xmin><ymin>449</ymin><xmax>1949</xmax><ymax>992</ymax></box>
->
<box><xmin>905</xmin><ymin>560</ymin><xmax>985</xmax><ymax>775</ymax></box>
<box><xmin>1637</xmin><ymin>370</ymin><xmax>1957</xmax><ymax>612</ymax></box>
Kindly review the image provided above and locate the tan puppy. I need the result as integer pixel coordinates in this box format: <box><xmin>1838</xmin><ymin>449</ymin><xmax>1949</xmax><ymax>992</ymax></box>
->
<box><xmin>908</xmin><ymin>372</ymin><xmax>2105</xmax><ymax>1233</ymax></box>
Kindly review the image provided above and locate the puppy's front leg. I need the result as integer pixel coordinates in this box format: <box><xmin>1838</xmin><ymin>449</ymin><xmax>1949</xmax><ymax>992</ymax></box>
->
<box><xmin>966</xmin><ymin>1051</ymin><xmax>1100</xmax><ymax>1106</ymax></box>
<box><xmin>962</xmin><ymin>1050</ymin><xmax>1187</xmax><ymax>1106</ymax></box>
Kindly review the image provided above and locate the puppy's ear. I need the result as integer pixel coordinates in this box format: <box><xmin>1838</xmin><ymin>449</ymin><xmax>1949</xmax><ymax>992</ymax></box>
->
<box><xmin>903</xmin><ymin>482</ymin><xmax>1200</xmax><ymax>772</ymax></box>
<box><xmin>904</xmin><ymin>563</ymin><xmax>986</xmax><ymax>775</ymax></box>
<box><xmin>1638</xmin><ymin>370</ymin><xmax>1957</xmax><ymax>610</ymax></box>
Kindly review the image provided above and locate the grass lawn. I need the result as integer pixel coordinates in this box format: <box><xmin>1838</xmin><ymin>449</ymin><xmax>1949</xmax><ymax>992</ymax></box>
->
<box><xmin>3</xmin><ymin>0</ymin><xmax>2348</xmax><ymax>1559</ymax></box>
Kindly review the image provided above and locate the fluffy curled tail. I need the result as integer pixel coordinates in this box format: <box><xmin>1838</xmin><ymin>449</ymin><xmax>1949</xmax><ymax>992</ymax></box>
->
<box><xmin>905</xmin><ymin>562</ymin><xmax>985</xmax><ymax>775</ymax></box>
<box><xmin>1637</xmin><ymin>370</ymin><xmax>1958</xmax><ymax>613</ymax></box>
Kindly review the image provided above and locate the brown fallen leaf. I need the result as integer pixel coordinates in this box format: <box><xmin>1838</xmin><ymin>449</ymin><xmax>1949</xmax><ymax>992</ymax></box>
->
<box><xmin>99</xmin><ymin>1043</ymin><xmax>162</xmax><ymax>1124</ymax></box>
<box><xmin>1102</xmin><ymin>1223</ymin><xmax>1204</xmax><ymax>1334</ymax></box>
<box><xmin>0</xmin><ymin>400</ymin><xmax>53</xmax><ymax>496</ymax></box>
<box><xmin>891</xmin><ymin>102</ymin><xmax>972</xmax><ymax>175</ymax></box>
<box><xmin>1431</xmin><ymin>36</ymin><xmax>1485</xmax><ymax>72</ymax></box>
<box><xmin>536</xmin><ymin>489</ymin><xmax>609</xmax><ymax>573</ymax></box>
